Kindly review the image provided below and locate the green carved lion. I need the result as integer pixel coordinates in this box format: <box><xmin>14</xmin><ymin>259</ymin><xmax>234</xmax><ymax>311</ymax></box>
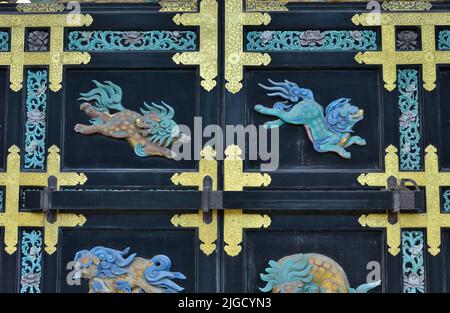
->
<box><xmin>254</xmin><ymin>79</ymin><xmax>366</xmax><ymax>159</ymax></box>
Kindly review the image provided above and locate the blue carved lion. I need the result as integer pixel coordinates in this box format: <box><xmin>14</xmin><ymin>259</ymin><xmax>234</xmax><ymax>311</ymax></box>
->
<box><xmin>260</xmin><ymin>253</ymin><xmax>380</xmax><ymax>293</ymax></box>
<box><xmin>74</xmin><ymin>81</ymin><xmax>190</xmax><ymax>159</ymax></box>
<box><xmin>254</xmin><ymin>79</ymin><xmax>366</xmax><ymax>158</ymax></box>
<box><xmin>73</xmin><ymin>246</ymin><xmax>186</xmax><ymax>293</ymax></box>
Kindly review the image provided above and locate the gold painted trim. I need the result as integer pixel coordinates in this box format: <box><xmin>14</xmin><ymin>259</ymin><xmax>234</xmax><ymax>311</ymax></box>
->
<box><xmin>0</xmin><ymin>146</ymin><xmax>87</xmax><ymax>255</ymax></box>
<box><xmin>159</xmin><ymin>0</ymin><xmax>197</xmax><ymax>12</ymax></box>
<box><xmin>225</xmin><ymin>0</ymin><xmax>271</xmax><ymax>94</ymax></box>
<box><xmin>0</xmin><ymin>14</ymin><xmax>92</xmax><ymax>92</ymax></box>
<box><xmin>223</xmin><ymin>145</ymin><xmax>271</xmax><ymax>257</ymax></box>
<box><xmin>170</xmin><ymin>146</ymin><xmax>218</xmax><ymax>255</ymax></box>
<box><xmin>358</xmin><ymin>145</ymin><xmax>450</xmax><ymax>256</ymax></box>
<box><xmin>16</xmin><ymin>3</ymin><xmax>66</xmax><ymax>13</ymax></box>
<box><xmin>352</xmin><ymin>12</ymin><xmax>450</xmax><ymax>92</ymax></box>
<box><xmin>246</xmin><ymin>0</ymin><xmax>288</xmax><ymax>12</ymax></box>
<box><xmin>172</xmin><ymin>0</ymin><xmax>218</xmax><ymax>91</ymax></box>
<box><xmin>382</xmin><ymin>1</ymin><xmax>432</xmax><ymax>11</ymax></box>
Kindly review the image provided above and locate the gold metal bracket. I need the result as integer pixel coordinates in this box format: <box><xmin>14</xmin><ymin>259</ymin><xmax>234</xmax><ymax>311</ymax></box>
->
<box><xmin>0</xmin><ymin>14</ymin><xmax>92</xmax><ymax>92</ymax></box>
<box><xmin>171</xmin><ymin>146</ymin><xmax>218</xmax><ymax>256</ymax></box>
<box><xmin>358</xmin><ymin>145</ymin><xmax>450</xmax><ymax>256</ymax></box>
<box><xmin>225</xmin><ymin>0</ymin><xmax>272</xmax><ymax>94</ymax></box>
<box><xmin>223</xmin><ymin>145</ymin><xmax>271</xmax><ymax>256</ymax></box>
<box><xmin>0</xmin><ymin>146</ymin><xmax>87</xmax><ymax>255</ymax></box>
<box><xmin>352</xmin><ymin>12</ymin><xmax>450</xmax><ymax>91</ymax></box>
<box><xmin>381</xmin><ymin>1</ymin><xmax>432</xmax><ymax>11</ymax></box>
<box><xmin>172</xmin><ymin>0</ymin><xmax>218</xmax><ymax>91</ymax></box>
<box><xmin>246</xmin><ymin>0</ymin><xmax>288</xmax><ymax>12</ymax></box>
<box><xmin>159</xmin><ymin>0</ymin><xmax>198</xmax><ymax>12</ymax></box>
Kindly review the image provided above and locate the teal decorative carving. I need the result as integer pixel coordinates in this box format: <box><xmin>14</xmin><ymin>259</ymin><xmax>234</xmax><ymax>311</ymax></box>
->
<box><xmin>0</xmin><ymin>31</ymin><xmax>8</xmax><ymax>51</ymax></box>
<box><xmin>443</xmin><ymin>189</ymin><xmax>450</xmax><ymax>212</ymax></box>
<box><xmin>246</xmin><ymin>30</ymin><xmax>377</xmax><ymax>51</ymax></box>
<box><xmin>398</xmin><ymin>69</ymin><xmax>421</xmax><ymax>170</ymax></box>
<box><xmin>402</xmin><ymin>231</ymin><xmax>425</xmax><ymax>293</ymax></box>
<box><xmin>24</xmin><ymin>70</ymin><xmax>48</xmax><ymax>170</ymax></box>
<box><xmin>20</xmin><ymin>230</ymin><xmax>43</xmax><ymax>293</ymax></box>
<box><xmin>67</xmin><ymin>31</ymin><xmax>196</xmax><ymax>52</ymax></box>
<box><xmin>254</xmin><ymin>79</ymin><xmax>366</xmax><ymax>159</ymax></box>
<box><xmin>75</xmin><ymin>81</ymin><xmax>190</xmax><ymax>159</ymax></box>
<box><xmin>73</xmin><ymin>246</ymin><xmax>186</xmax><ymax>293</ymax></box>
<box><xmin>438</xmin><ymin>30</ymin><xmax>450</xmax><ymax>50</ymax></box>
<box><xmin>260</xmin><ymin>253</ymin><xmax>380</xmax><ymax>293</ymax></box>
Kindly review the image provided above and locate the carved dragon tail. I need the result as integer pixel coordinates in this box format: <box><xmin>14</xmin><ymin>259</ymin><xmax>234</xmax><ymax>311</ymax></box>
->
<box><xmin>349</xmin><ymin>280</ymin><xmax>381</xmax><ymax>293</ymax></box>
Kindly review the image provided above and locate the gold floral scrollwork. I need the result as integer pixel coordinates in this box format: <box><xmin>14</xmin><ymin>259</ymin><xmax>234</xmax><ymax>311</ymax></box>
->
<box><xmin>159</xmin><ymin>0</ymin><xmax>198</xmax><ymax>12</ymax></box>
<box><xmin>352</xmin><ymin>12</ymin><xmax>450</xmax><ymax>91</ymax></box>
<box><xmin>225</xmin><ymin>0</ymin><xmax>272</xmax><ymax>94</ymax></box>
<box><xmin>358</xmin><ymin>145</ymin><xmax>450</xmax><ymax>256</ymax></box>
<box><xmin>381</xmin><ymin>1</ymin><xmax>432</xmax><ymax>11</ymax></box>
<box><xmin>0</xmin><ymin>14</ymin><xmax>92</xmax><ymax>92</ymax></box>
<box><xmin>170</xmin><ymin>146</ymin><xmax>218</xmax><ymax>255</ymax></box>
<box><xmin>172</xmin><ymin>0</ymin><xmax>218</xmax><ymax>91</ymax></box>
<box><xmin>0</xmin><ymin>145</ymin><xmax>87</xmax><ymax>255</ymax></box>
<box><xmin>246</xmin><ymin>0</ymin><xmax>288</xmax><ymax>12</ymax></box>
<box><xmin>223</xmin><ymin>145</ymin><xmax>271</xmax><ymax>257</ymax></box>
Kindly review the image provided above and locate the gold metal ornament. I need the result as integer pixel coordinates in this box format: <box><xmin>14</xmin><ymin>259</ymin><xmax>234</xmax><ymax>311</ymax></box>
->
<box><xmin>0</xmin><ymin>14</ymin><xmax>92</xmax><ymax>92</ymax></box>
<box><xmin>172</xmin><ymin>0</ymin><xmax>218</xmax><ymax>91</ymax></box>
<box><xmin>246</xmin><ymin>0</ymin><xmax>288</xmax><ymax>12</ymax></box>
<box><xmin>159</xmin><ymin>0</ymin><xmax>198</xmax><ymax>12</ymax></box>
<box><xmin>381</xmin><ymin>1</ymin><xmax>432</xmax><ymax>11</ymax></box>
<box><xmin>225</xmin><ymin>0</ymin><xmax>272</xmax><ymax>93</ymax></box>
<box><xmin>171</xmin><ymin>146</ymin><xmax>218</xmax><ymax>256</ymax></box>
<box><xmin>0</xmin><ymin>145</ymin><xmax>87</xmax><ymax>255</ymax></box>
<box><xmin>352</xmin><ymin>12</ymin><xmax>450</xmax><ymax>92</ymax></box>
<box><xmin>223</xmin><ymin>145</ymin><xmax>271</xmax><ymax>257</ymax></box>
<box><xmin>358</xmin><ymin>145</ymin><xmax>450</xmax><ymax>256</ymax></box>
<box><xmin>16</xmin><ymin>3</ymin><xmax>66</xmax><ymax>13</ymax></box>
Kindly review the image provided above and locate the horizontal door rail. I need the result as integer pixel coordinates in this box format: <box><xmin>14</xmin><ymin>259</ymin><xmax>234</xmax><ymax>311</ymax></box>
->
<box><xmin>23</xmin><ymin>189</ymin><xmax>425</xmax><ymax>212</ymax></box>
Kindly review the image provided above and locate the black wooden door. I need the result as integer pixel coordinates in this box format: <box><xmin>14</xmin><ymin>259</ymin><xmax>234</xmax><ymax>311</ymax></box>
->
<box><xmin>0</xmin><ymin>0</ymin><xmax>448</xmax><ymax>293</ymax></box>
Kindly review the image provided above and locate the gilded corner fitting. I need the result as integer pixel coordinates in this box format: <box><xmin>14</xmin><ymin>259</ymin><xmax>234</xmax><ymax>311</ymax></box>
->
<box><xmin>223</xmin><ymin>145</ymin><xmax>271</xmax><ymax>257</ymax></box>
<box><xmin>170</xmin><ymin>146</ymin><xmax>218</xmax><ymax>255</ymax></box>
<box><xmin>172</xmin><ymin>0</ymin><xmax>218</xmax><ymax>91</ymax></box>
<box><xmin>0</xmin><ymin>145</ymin><xmax>87</xmax><ymax>255</ymax></box>
<box><xmin>358</xmin><ymin>145</ymin><xmax>450</xmax><ymax>256</ymax></box>
<box><xmin>352</xmin><ymin>12</ymin><xmax>450</xmax><ymax>91</ymax></box>
<box><xmin>225</xmin><ymin>0</ymin><xmax>272</xmax><ymax>93</ymax></box>
<box><xmin>0</xmin><ymin>14</ymin><xmax>92</xmax><ymax>92</ymax></box>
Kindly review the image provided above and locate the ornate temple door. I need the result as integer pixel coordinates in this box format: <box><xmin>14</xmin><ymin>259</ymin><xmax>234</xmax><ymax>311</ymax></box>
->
<box><xmin>0</xmin><ymin>0</ymin><xmax>449</xmax><ymax>294</ymax></box>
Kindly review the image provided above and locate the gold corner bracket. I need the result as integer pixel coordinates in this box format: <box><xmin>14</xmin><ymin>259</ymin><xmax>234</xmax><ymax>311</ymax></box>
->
<box><xmin>225</xmin><ymin>0</ymin><xmax>272</xmax><ymax>94</ymax></box>
<box><xmin>246</xmin><ymin>0</ymin><xmax>288</xmax><ymax>12</ymax></box>
<box><xmin>358</xmin><ymin>145</ymin><xmax>450</xmax><ymax>256</ymax></box>
<box><xmin>0</xmin><ymin>14</ymin><xmax>92</xmax><ymax>92</ymax></box>
<box><xmin>172</xmin><ymin>0</ymin><xmax>218</xmax><ymax>92</ymax></box>
<box><xmin>223</xmin><ymin>145</ymin><xmax>271</xmax><ymax>257</ymax></box>
<box><xmin>170</xmin><ymin>146</ymin><xmax>218</xmax><ymax>256</ymax></box>
<box><xmin>381</xmin><ymin>1</ymin><xmax>432</xmax><ymax>11</ymax></box>
<box><xmin>0</xmin><ymin>145</ymin><xmax>87</xmax><ymax>255</ymax></box>
<box><xmin>159</xmin><ymin>0</ymin><xmax>198</xmax><ymax>12</ymax></box>
<box><xmin>352</xmin><ymin>12</ymin><xmax>450</xmax><ymax>92</ymax></box>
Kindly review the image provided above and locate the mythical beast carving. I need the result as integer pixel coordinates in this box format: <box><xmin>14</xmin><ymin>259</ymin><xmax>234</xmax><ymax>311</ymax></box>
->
<box><xmin>73</xmin><ymin>246</ymin><xmax>186</xmax><ymax>293</ymax></box>
<box><xmin>254</xmin><ymin>79</ymin><xmax>366</xmax><ymax>159</ymax></box>
<box><xmin>260</xmin><ymin>253</ymin><xmax>380</xmax><ymax>293</ymax></box>
<box><xmin>74</xmin><ymin>80</ymin><xmax>190</xmax><ymax>159</ymax></box>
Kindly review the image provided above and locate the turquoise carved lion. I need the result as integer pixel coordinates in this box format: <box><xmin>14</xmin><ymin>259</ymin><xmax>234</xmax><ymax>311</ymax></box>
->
<box><xmin>254</xmin><ymin>79</ymin><xmax>366</xmax><ymax>158</ymax></box>
<box><xmin>260</xmin><ymin>253</ymin><xmax>380</xmax><ymax>293</ymax></box>
<box><xmin>73</xmin><ymin>246</ymin><xmax>186</xmax><ymax>293</ymax></box>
